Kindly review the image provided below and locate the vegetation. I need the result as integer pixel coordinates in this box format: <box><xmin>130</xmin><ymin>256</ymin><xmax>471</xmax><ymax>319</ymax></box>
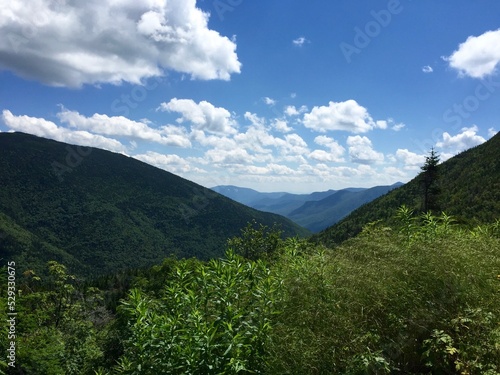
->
<box><xmin>1</xmin><ymin>132</ymin><xmax>499</xmax><ymax>374</ymax></box>
<box><xmin>420</xmin><ymin>148</ymin><xmax>441</xmax><ymax>212</ymax></box>
<box><xmin>0</xmin><ymin>132</ymin><xmax>309</xmax><ymax>278</ymax></box>
<box><xmin>1</xmin><ymin>212</ymin><xmax>499</xmax><ymax>374</ymax></box>
<box><xmin>313</xmin><ymin>132</ymin><xmax>500</xmax><ymax>246</ymax></box>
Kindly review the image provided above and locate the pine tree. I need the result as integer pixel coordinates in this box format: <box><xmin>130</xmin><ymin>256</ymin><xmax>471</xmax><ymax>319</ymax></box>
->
<box><xmin>421</xmin><ymin>147</ymin><xmax>441</xmax><ymax>212</ymax></box>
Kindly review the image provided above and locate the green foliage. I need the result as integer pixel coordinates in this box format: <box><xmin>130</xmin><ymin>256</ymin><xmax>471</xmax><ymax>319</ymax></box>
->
<box><xmin>314</xmin><ymin>132</ymin><xmax>500</xmax><ymax>246</ymax></box>
<box><xmin>227</xmin><ymin>220</ymin><xmax>284</xmax><ymax>261</ymax></box>
<box><xmin>0</xmin><ymin>262</ymin><xmax>113</xmax><ymax>374</ymax></box>
<box><xmin>420</xmin><ymin>147</ymin><xmax>441</xmax><ymax>212</ymax></box>
<box><xmin>0</xmin><ymin>132</ymin><xmax>309</xmax><ymax>278</ymax></box>
<box><xmin>1</xmin><ymin>195</ymin><xmax>499</xmax><ymax>374</ymax></box>
<box><xmin>115</xmin><ymin>250</ymin><xmax>278</xmax><ymax>374</ymax></box>
<box><xmin>269</xmin><ymin>213</ymin><xmax>500</xmax><ymax>374</ymax></box>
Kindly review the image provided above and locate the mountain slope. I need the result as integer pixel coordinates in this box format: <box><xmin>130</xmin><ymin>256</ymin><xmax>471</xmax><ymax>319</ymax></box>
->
<box><xmin>314</xmin><ymin>132</ymin><xmax>500</xmax><ymax>246</ymax></box>
<box><xmin>289</xmin><ymin>183</ymin><xmax>403</xmax><ymax>232</ymax></box>
<box><xmin>0</xmin><ymin>132</ymin><xmax>309</xmax><ymax>277</ymax></box>
<box><xmin>210</xmin><ymin>185</ymin><xmax>287</xmax><ymax>206</ymax></box>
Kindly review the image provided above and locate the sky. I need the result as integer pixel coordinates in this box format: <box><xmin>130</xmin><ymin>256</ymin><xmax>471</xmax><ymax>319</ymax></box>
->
<box><xmin>0</xmin><ymin>0</ymin><xmax>499</xmax><ymax>193</ymax></box>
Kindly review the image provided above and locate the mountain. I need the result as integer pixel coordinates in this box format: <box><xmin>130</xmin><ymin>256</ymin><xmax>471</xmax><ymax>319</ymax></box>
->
<box><xmin>314</xmin><ymin>132</ymin><xmax>500</xmax><ymax>246</ymax></box>
<box><xmin>210</xmin><ymin>185</ymin><xmax>287</xmax><ymax>206</ymax></box>
<box><xmin>212</xmin><ymin>184</ymin><xmax>401</xmax><ymax>232</ymax></box>
<box><xmin>288</xmin><ymin>183</ymin><xmax>403</xmax><ymax>232</ymax></box>
<box><xmin>0</xmin><ymin>132</ymin><xmax>309</xmax><ymax>277</ymax></box>
<box><xmin>211</xmin><ymin>186</ymin><xmax>340</xmax><ymax>217</ymax></box>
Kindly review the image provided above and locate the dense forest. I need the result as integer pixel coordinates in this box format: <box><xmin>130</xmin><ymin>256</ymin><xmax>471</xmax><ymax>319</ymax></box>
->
<box><xmin>1</xmin><ymin>213</ymin><xmax>499</xmax><ymax>374</ymax></box>
<box><xmin>0</xmin><ymin>132</ymin><xmax>308</xmax><ymax>278</ymax></box>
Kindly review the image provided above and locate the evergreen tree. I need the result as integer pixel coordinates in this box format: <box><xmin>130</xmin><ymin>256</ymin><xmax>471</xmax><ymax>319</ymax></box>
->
<box><xmin>421</xmin><ymin>147</ymin><xmax>440</xmax><ymax>212</ymax></box>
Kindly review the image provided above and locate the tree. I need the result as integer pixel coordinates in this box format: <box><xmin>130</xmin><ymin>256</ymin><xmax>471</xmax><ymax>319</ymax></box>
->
<box><xmin>420</xmin><ymin>147</ymin><xmax>441</xmax><ymax>212</ymax></box>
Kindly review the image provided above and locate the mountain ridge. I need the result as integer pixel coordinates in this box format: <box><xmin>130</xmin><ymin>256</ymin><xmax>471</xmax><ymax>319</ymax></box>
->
<box><xmin>313</xmin><ymin>132</ymin><xmax>500</xmax><ymax>246</ymax></box>
<box><xmin>212</xmin><ymin>183</ymin><xmax>403</xmax><ymax>232</ymax></box>
<box><xmin>0</xmin><ymin>132</ymin><xmax>309</xmax><ymax>277</ymax></box>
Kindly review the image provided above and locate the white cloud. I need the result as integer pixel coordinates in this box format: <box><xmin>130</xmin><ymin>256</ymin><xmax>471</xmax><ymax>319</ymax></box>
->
<box><xmin>284</xmin><ymin>105</ymin><xmax>308</xmax><ymax>117</ymax></box>
<box><xmin>422</xmin><ymin>65</ymin><xmax>433</xmax><ymax>73</ymax></box>
<box><xmin>445</xmin><ymin>29</ymin><xmax>500</xmax><ymax>78</ymax></box>
<box><xmin>292</xmin><ymin>37</ymin><xmax>309</xmax><ymax>47</ymax></box>
<box><xmin>272</xmin><ymin>119</ymin><xmax>292</xmax><ymax>133</ymax></box>
<box><xmin>263</xmin><ymin>97</ymin><xmax>276</xmax><ymax>106</ymax></box>
<box><xmin>205</xmin><ymin>148</ymin><xmax>253</xmax><ymax>165</ymax></box>
<box><xmin>436</xmin><ymin>126</ymin><xmax>486</xmax><ymax>151</ymax></box>
<box><xmin>308</xmin><ymin>135</ymin><xmax>345</xmax><ymax>162</ymax></box>
<box><xmin>395</xmin><ymin>149</ymin><xmax>426</xmax><ymax>170</ymax></box>
<box><xmin>488</xmin><ymin>127</ymin><xmax>498</xmax><ymax>137</ymax></box>
<box><xmin>392</xmin><ymin>123</ymin><xmax>405</xmax><ymax>131</ymax></box>
<box><xmin>0</xmin><ymin>0</ymin><xmax>241</xmax><ymax>87</ymax></box>
<box><xmin>133</xmin><ymin>151</ymin><xmax>192</xmax><ymax>174</ymax></box>
<box><xmin>1</xmin><ymin>110</ymin><xmax>126</xmax><ymax>152</ymax></box>
<box><xmin>244</xmin><ymin>112</ymin><xmax>266</xmax><ymax>128</ymax></box>
<box><xmin>346</xmin><ymin>135</ymin><xmax>384</xmax><ymax>164</ymax></box>
<box><xmin>303</xmin><ymin>100</ymin><xmax>378</xmax><ymax>133</ymax></box>
<box><xmin>159</xmin><ymin>98</ymin><xmax>237</xmax><ymax>134</ymax></box>
<box><xmin>57</xmin><ymin>108</ymin><xmax>191</xmax><ymax>147</ymax></box>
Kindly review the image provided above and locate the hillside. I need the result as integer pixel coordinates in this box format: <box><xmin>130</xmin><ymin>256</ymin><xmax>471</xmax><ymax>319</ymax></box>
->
<box><xmin>210</xmin><ymin>185</ymin><xmax>288</xmax><ymax>206</ymax></box>
<box><xmin>288</xmin><ymin>183</ymin><xmax>403</xmax><ymax>232</ymax></box>
<box><xmin>313</xmin><ymin>132</ymin><xmax>500</xmax><ymax>246</ymax></box>
<box><xmin>0</xmin><ymin>132</ymin><xmax>309</xmax><ymax>277</ymax></box>
<box><xmin>212</xmin><ymin>184</ymin><xmax>401</xmax><ymax>232</ymax></box>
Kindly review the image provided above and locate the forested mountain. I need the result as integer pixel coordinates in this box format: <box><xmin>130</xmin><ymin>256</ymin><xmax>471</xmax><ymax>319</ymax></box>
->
<box><xmin>0</xmin><ymin>132</ymin><xmax>309</xmax><ymax>277</ymax></box>
<box><xmin>212</xmin><ymin>184</ymin><xmax>401</xmax><ymax>232</ymax></box>
<box><xmin>314</xmin><ymin>132</ymin><xmax>500</xmax><ymax>246</ymax></box>
<box><xmin>288</xmin><ymin>182</ymin><xmax>403</xmax><ymax>232</ymax></box>
<box><xmin>210</xmin><ymin>185</ymin><xmax>288</xmax><ymax>206</ymax></box>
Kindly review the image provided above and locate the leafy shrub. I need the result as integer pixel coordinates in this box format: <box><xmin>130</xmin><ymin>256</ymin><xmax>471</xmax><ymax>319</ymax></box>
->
<box><xmin>115</xmin><ymin>251</ymin><xmax>279</xmax><ymax>374</ymax></box>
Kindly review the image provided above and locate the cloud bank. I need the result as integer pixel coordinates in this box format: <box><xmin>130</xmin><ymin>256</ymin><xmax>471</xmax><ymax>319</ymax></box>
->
<box><xmin>0</xmin><ymin>0</ymin><xmax>241</xmax><ymax>87</ymax></box>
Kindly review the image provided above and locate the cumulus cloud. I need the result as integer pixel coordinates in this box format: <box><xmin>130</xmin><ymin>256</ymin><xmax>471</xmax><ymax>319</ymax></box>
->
<box><xmin>395</xmin><ymin>149</ymin><xmax>426</xmax><ymax>170</ymax></box>
<box><xmin>1</xmin><ymin>110</ymin><xmax>126</xmax><ymax>152</ymax></box>
<box><xmin>445</xmin><ymin>29</ymin><xmax>500</xmax><ymax>78</ymax></box>
<box><xmin>133</xmin><ymin>151</ymin><xmax>192</xmax><ymax>174</ymax></box>
<box><xmin>272</xmin><ymin>119</ymin><xmax>292</xmax><ymax>133</ymax></box>
<box><xmin>436</xmin><ymin>126</ymin><xmax>486</xmax><ymax>151</ymax></box>
<box><xmin>488</xmin><ymin>127</ymin><xmax>498</xmax><ymax>137</ymax></box>
<box><xmin>346</xmin><ymin>135</ymin><xmax>384</xmax><ymax>164</ymax></box>
<box><xmin>205</xmin><ymin>148</ymin><xmax>253</xmax><ymax>165</ymax></box>
<box><xmin>284</xmin><ymin>105</ymin><xmax>308</xmax><ymax>117</ymax></box>
<box><xmin>57</xmin><ymin>108</ymin><xmax>191</xmax><ymax>147</ymax></box>
<box><xmin>308</xmin><ymin>135</ymin><xmax>345</xmax><ymax>162</ymax></box>
<box><xmin>0</xmin><ymin>0</ymin><xmax>241</xmax><ymax>87</ymax></box>
<box><xmin>422</xmin><ymin>65</ymin><xmax>433</xmax><ymax>73</ymax></box>
<box><xmin>159</xmin><ymin>98</ymin><xmax>237</xmax><ymax>134</ymax></box>
<box><xmin>303</xmin><ymin>100</ymin><xmax>378</xmax><ymax>133</ymax></box>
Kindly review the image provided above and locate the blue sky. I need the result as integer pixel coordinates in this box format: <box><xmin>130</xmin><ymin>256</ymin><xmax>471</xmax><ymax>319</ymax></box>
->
<box><xmin>1</xmin><ymin>0</ymin><xmax>499</xmax><ymax>193</ymax></box>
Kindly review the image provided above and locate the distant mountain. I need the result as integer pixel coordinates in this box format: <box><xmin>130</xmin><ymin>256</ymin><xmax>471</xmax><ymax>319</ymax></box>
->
<box><xmin>210</xmin><ymin>185</ymin><xmax>287</xmax><ymax>206</ymax></box>
<box><xmin>314</xmin><ymin>132</ymin><xmax>500</xmax><ymax>246</ymax></box>
<box><xmin>288</xmin><ymin>183</ymin><xmax>404</xmax><ymax>232</ymax></box>
<box><xmin>212</xmin><ymin>184</ymin><xmax>403</xmax><ymax>232</ymax></box>
<box><xmin>211</xmin><ymin>186</ymin><xmax>340</xmax><ymax>217</ymax></box>
<box><xmin>0</xmin><ymin>132</ymin><xmax>309</xmax><ymax>278</ymax></box>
